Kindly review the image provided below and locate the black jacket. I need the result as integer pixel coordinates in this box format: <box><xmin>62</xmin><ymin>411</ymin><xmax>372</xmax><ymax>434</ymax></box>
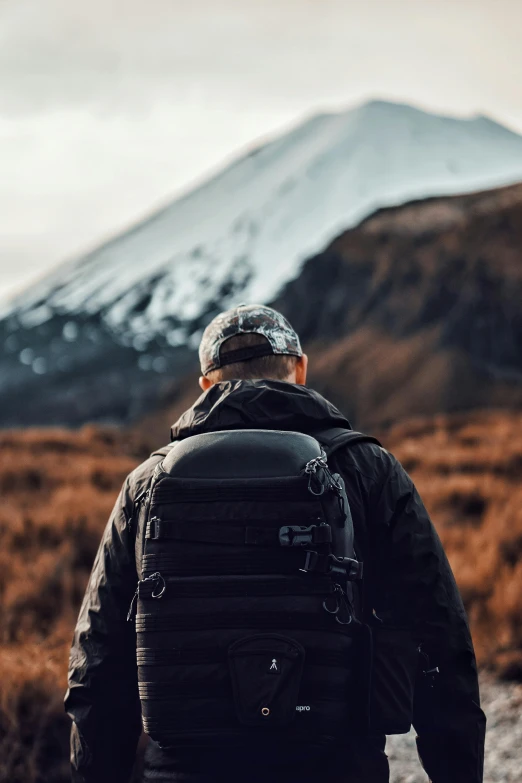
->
<box><xmin>65</xmin><ymin>380</ymin><xmax>486</xmax><ymax>783</ymax></box>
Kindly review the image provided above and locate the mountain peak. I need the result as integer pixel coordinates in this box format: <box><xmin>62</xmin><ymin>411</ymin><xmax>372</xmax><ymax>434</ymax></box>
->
<box><xmin>3</xmin><ymin>100</ymin><xmax>522</xmax><ymax>347</ymax></box>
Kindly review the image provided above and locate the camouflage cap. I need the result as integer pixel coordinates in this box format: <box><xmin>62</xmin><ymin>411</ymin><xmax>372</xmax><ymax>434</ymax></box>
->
<box><xmin>199</xmin><ymin>304</ymin><xmax>303</xmax><ymax>376</ymax></box>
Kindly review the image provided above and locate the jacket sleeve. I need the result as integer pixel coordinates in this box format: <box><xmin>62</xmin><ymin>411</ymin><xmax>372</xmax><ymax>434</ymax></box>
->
<box><xmin>372</xmin><ymin>453</ymin><xmax>486</xmax><ymax>783</ymax></box>
<box><xmin>64</xmin><ymin>477</ymin><xmax>142</xmax><ymax>783</ymax></box>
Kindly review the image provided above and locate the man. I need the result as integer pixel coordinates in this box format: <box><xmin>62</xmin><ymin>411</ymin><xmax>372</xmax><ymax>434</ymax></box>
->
<box><xmin>65</xmin><ymin>304</ymin><xmax>486</xmax><ymax>783</ymax></box>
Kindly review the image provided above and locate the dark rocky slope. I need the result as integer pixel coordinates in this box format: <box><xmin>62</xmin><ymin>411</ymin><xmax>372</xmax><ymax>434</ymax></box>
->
<box><xmin>273</xmin><ymin>183</ymin><xmax>522</xmax><ymax>428</ymax></box>
<box><xmin>2</xmin><ymin>182</ymin><xmax>522</xmax><ymax>428</ymax></box>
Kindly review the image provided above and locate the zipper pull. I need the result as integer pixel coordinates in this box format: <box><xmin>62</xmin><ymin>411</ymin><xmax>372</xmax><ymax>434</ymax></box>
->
<box><xmin>127</xmin><ymin>585</ymin><xmax>139</xmax><ymax>622</ymax></box>
<box><xmin>126</xmin><ymin>570</ymin><xmax>166</xmax><ymax>622</ymax></box>
<box><xmin>127</xmin><ymin>571</ymin><xmax>166</xmax><ymax>622</ymax></box>
<box><xmin>322</xmin><ymin>584</ymin><xmax>341</xmax><ymax>615</ymax></box>
<box><xmin>137</xmin><ymin>488</ymin><xmax>151</xmax><ymax>511</ymax></box>
<box><xmin>134</xmin><ymin>487</ymin><xmax>150</xmax><ymax>513</ymax></box>
<box><xmin>305</xmin><ymin>450</ymin><xmax>328</xmax><ymax>496</ymax></box>
<box><xmin>322</xmin><ymin>583</ymin><xmax>345</xmax><ymax>616</ymax></box>
<box><xmin>128</xmin><ymin>487</ymin><xmax>151</xmax><ymax>532</ymax></box>
<box><xmin>335</xmin><ymin>584</ymin><xmax>353</xmax><ymax>626</ymax></box>
<box><xmin>146</xmin><ymin>571</ymin><xmax>166</xmax><ymax>598</ymax></box>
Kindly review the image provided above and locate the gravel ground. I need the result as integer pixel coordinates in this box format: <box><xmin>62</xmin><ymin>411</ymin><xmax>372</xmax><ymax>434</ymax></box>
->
<box><xmin>387</xmin><ymin>674</ymin><xmax>522</xmax><ymax>783</ymax></box>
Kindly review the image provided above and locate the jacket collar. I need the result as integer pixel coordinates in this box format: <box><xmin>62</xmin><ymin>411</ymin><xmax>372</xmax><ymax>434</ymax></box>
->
<box><xmin>170</xmin><ymin>379</ymin><xmax>351</xmax><ymax>441</ymax></box>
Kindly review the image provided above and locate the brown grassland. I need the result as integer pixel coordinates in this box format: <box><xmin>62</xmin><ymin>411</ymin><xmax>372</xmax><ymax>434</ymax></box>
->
<box><xmin>0</xmin><ymin>411</ymin><xmax>521</xmax><ymax>782</ymax></box>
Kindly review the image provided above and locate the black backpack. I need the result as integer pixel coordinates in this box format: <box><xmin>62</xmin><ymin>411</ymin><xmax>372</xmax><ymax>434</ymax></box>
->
<box><xmin>128</xmin><ymin>428</ymin><xmax>418</xmax><ymax>754</ymax></box>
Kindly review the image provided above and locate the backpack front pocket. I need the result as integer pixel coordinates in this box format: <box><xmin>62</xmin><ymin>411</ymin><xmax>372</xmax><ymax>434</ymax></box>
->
<box><xmin>228</xmin><ymin>634</ymin><xmax>305</xmax><ymax>727</ymax></box>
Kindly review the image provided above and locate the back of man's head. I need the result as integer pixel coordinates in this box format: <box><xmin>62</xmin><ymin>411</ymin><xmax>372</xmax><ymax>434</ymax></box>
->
<box><xmin>198</xmin><ymin>304</ymin><xmax>308</xmax><ymax>389</ymax></box>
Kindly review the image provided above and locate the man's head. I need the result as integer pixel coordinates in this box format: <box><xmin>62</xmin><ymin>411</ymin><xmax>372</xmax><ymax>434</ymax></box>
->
<box><xmin>198</xmin><ymin>304</ymin><xmax>308</xmax><ymax>391</ymax></box>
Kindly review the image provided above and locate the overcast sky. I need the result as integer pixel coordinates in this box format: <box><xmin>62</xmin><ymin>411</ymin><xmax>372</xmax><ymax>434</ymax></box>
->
<box><xmin>1</xmin><ymin>0</ymin><xmax>522</xmax><ymax>302</ymax></box>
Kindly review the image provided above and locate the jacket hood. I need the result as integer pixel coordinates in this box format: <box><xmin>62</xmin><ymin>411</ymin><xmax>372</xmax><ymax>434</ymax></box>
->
<box><xmin>170</xmin><ymin>380</ymin><xmax>351</xmax><ymax>441</ymax></box>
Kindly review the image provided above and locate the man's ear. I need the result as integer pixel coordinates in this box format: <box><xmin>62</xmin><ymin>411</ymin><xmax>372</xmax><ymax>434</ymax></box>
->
<box><xmin>295</xmin><ymin>354</ymin><xmax>308</xmax><ymax>385</ymax></box>
<box><xmin>199</xmin><ymin>375</ymin><xmax>213</xmax><ymax>391</ymax></box>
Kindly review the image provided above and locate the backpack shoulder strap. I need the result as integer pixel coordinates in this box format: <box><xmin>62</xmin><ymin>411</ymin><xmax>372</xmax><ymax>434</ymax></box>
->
<box><xmin>313</xmin><ymin>426</ymin><xmax>382</xmax><ymax>458</ymax></box>
<box><xmin>132</xmin><ymin>446</ymin><xmax>174</xmax><ymax>578</ymax></box>
<box><xmin>313</xmin><ymin>427</ymin><xmax>381</xmax><ymax>624</ymax></box>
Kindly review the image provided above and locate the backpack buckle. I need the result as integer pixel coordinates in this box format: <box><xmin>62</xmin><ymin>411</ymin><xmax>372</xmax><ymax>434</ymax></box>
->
<box><xmin>299</xmin><ymin>551</ymin><xmax>363</xmax><ymax>578</ymax></box>
<box><xmin>279</xmin><ymin>525</ymin><xmax>314</xmax><ymax>546</ymax></box>
<box><xmin>299</xmin><ymin>550</ymin><xmax>330</xmax><ymax>573</ymax></box>
<box><xmin>329</xmin><ymin>555</ymin><xmax>364</xmax><ymax>580</ymax></box>
<box><xmin>279</xmin><ymin>524</ymin><xmax>331</xmax><ymax>547</ymax></box>
<box><xmin>148</xmin><ymin>516</ymin><xmax>161</xmax><ymax>539</ymax></box>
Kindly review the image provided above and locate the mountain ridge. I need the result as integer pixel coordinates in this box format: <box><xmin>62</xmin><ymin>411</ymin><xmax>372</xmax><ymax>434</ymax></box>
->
<box><xmin>2</xmin><ymin>100</ymin><xmax>522</xmax><ymax>427</ymax></box>
<box><xmin>2</xmin><ymin>181</ymin><xmax>522</xmax><ymax>428</ymax></box>
<box><xmin>3</xmin><ymin>99</ymin><xmax>522</xmax><ymax>339</ymax></box>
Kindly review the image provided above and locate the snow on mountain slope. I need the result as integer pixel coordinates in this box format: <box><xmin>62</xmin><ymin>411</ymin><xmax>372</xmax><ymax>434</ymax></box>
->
<box><xmin>4</xmin><ymin>100</ymin><xmax>522</xmax><ymax>343</ymax></box>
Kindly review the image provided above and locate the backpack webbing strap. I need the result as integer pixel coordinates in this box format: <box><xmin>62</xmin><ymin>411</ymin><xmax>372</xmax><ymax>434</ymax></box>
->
<box><xmin>147</xmin><ymin>518</ymin><xmax>332</xmax><ymax>547</ymax></box>
<box><xmin>137</xmin><ymin>645</ymin><xmax>350</xmax><ymax>668</ymax></box>
<box><xmin>137</xmin><ymin>576</ymin><xmax>334</xmax><ymax>601</ymax></box>
<box><xmin>136</xmin><ymin>611</ymin><xmax>347</xmax><ymax>633</ymax></box>
<box><xmin>142</xmin><ymin>548</ymin><xmax>362</xmax><ymax>579</ymax></box>
<box><xmin>139</xmin><ymin>679</ymin><xmax>348</xmax><ymax>702</ymax></box>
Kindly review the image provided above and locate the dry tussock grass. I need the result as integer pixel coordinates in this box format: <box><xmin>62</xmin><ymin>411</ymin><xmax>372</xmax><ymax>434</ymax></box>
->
<box><xmin>385</xmin><ymin>410</ymin><xmax>522</xmax><ymax>678</ymax></box>
<box><xmin>0</xmin><ymin>413</ymin><xmax>521</xmax><ymax>781</ymax></box>
<box><xmin>0</xmin><ymin>426</ymin><xmax>148</xmax><ymax>783</ymax></box>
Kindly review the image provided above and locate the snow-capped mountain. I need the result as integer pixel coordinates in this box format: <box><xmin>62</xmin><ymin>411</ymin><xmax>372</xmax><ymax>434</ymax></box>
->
<box><xmin>3</xmin><ymin>100</ymin><xmax>522</xmax><ymax>345</ymax></box>
<box><xmin>2</xmin><ymin>99</ymin><xmax>522</xmax><ymax>428</ymax></box>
